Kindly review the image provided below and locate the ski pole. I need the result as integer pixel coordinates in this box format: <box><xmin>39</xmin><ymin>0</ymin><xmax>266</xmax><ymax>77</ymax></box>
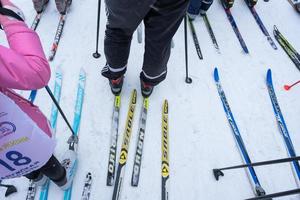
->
<box><xmin>213</xmin><ymin>156</ymin><xmax>300</xmax><ymax>180</ymax></box>
<box><xmin>45</xmin><ymin>86</ymin><xmax>76</xmax><ymax>136</ymax></box>
<box><xmin>284</xmin><ymin>80</ymin><xmax>300</xmax><ymax>91</ymax></box>
<box><xmin>93</xmin><ymin>0</ymin><xmax>101</xmax><ymax>58</ymax></box>
<box><xmin>184</xmin><ymin>15</ymin><xmax>192</xmax><ymax>84</ymax></box>
<box><xmin>245</xmin><ymin>188</ymin><xmax>300</xmax><ymax>200</ymax></box>
<box><xmin>0</xmin><ymin>181</ymin><xmax>17</xmax><ymax>197</ymax></box>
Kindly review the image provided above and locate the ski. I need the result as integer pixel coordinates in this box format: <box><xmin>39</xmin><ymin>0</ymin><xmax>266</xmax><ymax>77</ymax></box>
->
<box><xmin>81</xmin><ymin>172</ymin><xmax>92</xmax><ymax>200</ymax></box>
<box><xmin>63</xmin><ymin>68</ymin><xmax>86</xmax><ymax>200</ymax></box>
<box><xmin>202</xmin><ymin>14</ymin><xmax>220</xmax><ymax>53</ymax></box>
<box><xmin>187</xmin><ymin>16</ymin><xmax>203</xmax><ymax>60</ymax></box>
<box><xmin>49</xmin><ymin>14</ymin><xmax>67</xmax><ymax>61</ymax></box>
<box><xmin>39</xmin><ymin>69</ymin><xmax>63</xmax><ymax>200</ymax></box>
<box><xmin>223</xmin><ymin>8</ymin><xmax>249</xmax><ymax>53</ymax></box>
<box><xmin>287</xmin><ymin>0</ymin><xmax>300</xmax><ymax>12</ymax></box>
<box><xmin>131</xmin><ymin>97</ymin><xmax>149</xmax><ymax>187</ymax></box>
<box><xmin>244</xmin><ymin>2</ymin><xmax>277</xmax><ymax>50</ymax></box>
<box><xmin>214</xmin><ymin>68</ymin><xmax>266</xmax><ymax>197</ymax></box>
<box><xmin>106</xmin><ymin>95</ymin><xmax>121</xmax><ymax>186</ymax></box>
<box><xmin>112</xmin><ymin>89</ymin><xmax>137</xmax><ymax>200</ymax></box>
<box><xmin>161</xmin><ymin>100</ymin><xmax>169</xmax><ymax>200</ymax></box>
<box><xmin>273</xmin><ymin>26</ymin><xmax>300</xmax><ymax>71</ymax></box>
<box><xmin>25</xmin><ymin>69</ymin><xmax>63</xmax><ymax>200</ymax></box>
<box><xmin>266</xmin><ymin>69</ymin><xmax>300</xmax><ymax>182</ymax></box>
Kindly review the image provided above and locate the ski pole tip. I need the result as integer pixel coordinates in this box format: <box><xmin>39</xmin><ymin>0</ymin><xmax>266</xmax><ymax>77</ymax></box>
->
<box><xmin>213</xmin><ymin>169</ymin><xmax>224</xmax><ymax>181</ymax></box>
<box><xmin>93</xmin><ymin>52</ymin><xmax>101</xmax><ymax>59</ymax></box>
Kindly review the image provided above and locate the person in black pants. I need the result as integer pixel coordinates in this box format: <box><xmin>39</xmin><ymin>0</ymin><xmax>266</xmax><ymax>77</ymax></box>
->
<box><xmin>187</xmin><ymin>0</ymin><xmax>214</xmax><ymax>20</ymax></box>
<box><xmin>101</xmin><ymin>0</ymin><xmax>189</xmax><ymax>97</ymax></box>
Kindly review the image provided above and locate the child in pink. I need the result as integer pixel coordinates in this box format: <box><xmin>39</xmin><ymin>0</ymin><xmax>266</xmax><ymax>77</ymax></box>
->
<box><xmin>0</xmin><ymin>0</ymin><xmax>73</xmax><ymax>190</ymax></box>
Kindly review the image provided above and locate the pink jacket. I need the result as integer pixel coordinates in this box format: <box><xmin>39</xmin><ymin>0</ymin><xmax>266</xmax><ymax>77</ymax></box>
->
<box><xmin>0</xmin><ymin>20</ymin><xmax>52</xmax><ymax>138</ymax></box>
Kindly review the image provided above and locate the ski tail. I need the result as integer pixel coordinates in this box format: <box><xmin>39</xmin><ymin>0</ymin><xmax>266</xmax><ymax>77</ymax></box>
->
<box><xmin>161</xmin><ymin>100</ymin><xmax>169</xmax><ymax>200</ymax></box>
<box><xmin>63</xmin><ymin>69</ymin><xmax>86</xmax><ymax>200</ymax></box>
<box><xmin>49</xmin><ymin>15</ymin><xmax>66</xmax><ymax>61</ymax></box>
<box><xmin>187</xmin><ymin>16</ymin><xmax>203</xmax><ymax>59</ymax></box>
<box><xmin>131</xmin><ymin>97</ymin><xmax>149</xmax><ymax>187</ymax></box>
<box><xmin>224</xmin><ymin>9</ymin><xmax>249</xmax><ymax>54</ymax></box>
<box><xmin>112</xmin><ymin>90</ymin><xmax>137</xmax><ymax>200</ymax></box>
<box><xmin>203</xmin><ymin>14</ymin><xmax>220</xmax><ymax>52</ymax></box>
<box><xmin>106</xmin><ymin>95</ymin><xmax>121</xmax><ymax>186</ymax></box>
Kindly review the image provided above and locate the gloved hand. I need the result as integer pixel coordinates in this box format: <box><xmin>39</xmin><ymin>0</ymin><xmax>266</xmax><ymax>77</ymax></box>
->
<box><xmin>0</xmin><ymin>0</ymin><xmax>25</xmax><ymax>26</ymax></box>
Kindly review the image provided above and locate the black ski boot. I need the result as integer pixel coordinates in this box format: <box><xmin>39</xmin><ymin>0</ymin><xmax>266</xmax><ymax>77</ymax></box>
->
<box><xmin>246</xmin><ymin>0</ymin><xmax>258</xmax><ymax>7</ymax></box>
<box><xmin>140</xmin><ymin>80</ymin><xmax>153</xmax><ymax>98</ymax></box>
<box><xmin>109</xmin><ymin>76</ymin><xmax>124</xmax><ymax>96</ymax></box>
<box><xmin>222</xmin><ymin>0</ymin><xmax>234</xmax><ymax>9</ymax></box>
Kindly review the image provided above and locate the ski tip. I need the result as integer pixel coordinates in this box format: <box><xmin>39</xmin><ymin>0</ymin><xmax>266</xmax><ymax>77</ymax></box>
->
<box><xmin>214</xmin><ymin>68</ymin><xmax>219</xmax><ymax>82</ymax></box>
<box><xmin>163</xmin><ymin>99</ymin><xmax>168</xmax><ymax>114</ymax></box>
<box><xmin>266</xmin><ymin>69</ymin><xmax>272</xmax><ymax>84</ymax></box>
<box><xmin>213</xmin><ymin>169</ymin><xmax>224</xmax><ymax>181</ymax></box>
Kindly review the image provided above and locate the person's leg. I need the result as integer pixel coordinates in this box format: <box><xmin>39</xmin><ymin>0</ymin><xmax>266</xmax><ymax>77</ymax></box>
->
<box><xmin>141</xmin><ymin>0</ymin><xmax>188</xmax><ymax>95</ymax></box>
<box><xmin>199</xmin><ymin>0</ymin><xmax>214</xmax><ymax>15</ymax></box>
<box><xmin>102</xmin><ymin>0</ymin><xmax>155</xmax><ymax>80</ymax></box>
<box><xmin>24</xmin><ymin>155</ymin><xmax>65</xmax><ymax>186</ymax></box>
<box><xmin>187</xmin><ymin>0</ymin><xmax>202</xmax><ymax>18</ymax></box>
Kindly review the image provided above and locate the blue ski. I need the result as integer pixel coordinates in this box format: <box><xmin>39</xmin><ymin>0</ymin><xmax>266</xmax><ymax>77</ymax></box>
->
<box><xmin>39</xmin><ymin>69</ymin><xmax>63</xmax><ymax>200</ymax></box>
<box><xmin>63</xmin><ymin>68</ymin><xmax>86</xmax><ymax>200</ymax></box>
<box><xmin>214</xmin><ymin>68</ymin><xmax>266</xmax><ymax>196</ymax></box>
<box><xmin>224</xmin><ymin>9</ymin><xmax>249</xmax><ymax>54</ymax></box>
<box><xmin>266</xmin><ymin>69</ymin><xmax>300</xmax><ymax>181</ymax></box>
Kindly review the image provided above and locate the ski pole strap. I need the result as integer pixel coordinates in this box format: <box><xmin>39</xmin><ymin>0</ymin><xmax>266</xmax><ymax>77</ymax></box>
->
<box><xmin>0</xmin><ymin>7</ymin><xmax>24</xmax><ymax>30</ymax></box>
<box><xmin>0</xmin><ymin>7</ymin><xmax>24</xmax><ymax>21</ymax></box>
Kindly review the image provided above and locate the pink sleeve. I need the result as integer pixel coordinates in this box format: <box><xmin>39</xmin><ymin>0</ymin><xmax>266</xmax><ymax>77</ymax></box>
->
<box><xmin>0</xmin><ymin>20</ymin><xmax>50</xmax><ymax>90</ymax></box>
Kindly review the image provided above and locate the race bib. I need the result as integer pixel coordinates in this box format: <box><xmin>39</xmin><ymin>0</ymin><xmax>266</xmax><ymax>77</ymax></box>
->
<box><xmin>0</xmin><ymin>92</ymin><xmax>55</xmax><ymax>179</ymax></box>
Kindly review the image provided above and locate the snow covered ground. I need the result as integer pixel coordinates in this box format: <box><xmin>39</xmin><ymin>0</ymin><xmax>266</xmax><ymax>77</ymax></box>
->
<box><xmin>1</xmin><ymin>0</ymin><xmax>300</xmax><ymax>199</ymax></box>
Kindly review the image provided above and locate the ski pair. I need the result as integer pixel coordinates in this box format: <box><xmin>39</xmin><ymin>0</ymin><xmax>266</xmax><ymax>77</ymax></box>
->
<box><xmin>108</xmin><ymin>90</ymin><xmax>150</xmax><ymax>200</ymax></box>
<box><xmin>273</xmin><ymin>26</ymin><xmax>300</xmax><ymax>72</ymax></box>
<box><xmin>26</xmin><ymin>69</ymin><xmax>86</xmax><ymax>200</ymax></box>
<box><xmin>31</xmin><ymin>2</ymin><xmax>70</xmax><ymax>61</ymax></box>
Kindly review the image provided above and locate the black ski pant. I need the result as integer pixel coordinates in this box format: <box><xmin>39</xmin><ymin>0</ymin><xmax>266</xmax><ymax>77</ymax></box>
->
<box><xmin>103</xmin><ymin>0</ymin><xmax>189</xmax><ymax>85</ymax></box>
<box><xmin>25</xmin><ymin>155</ymin><xmax>66</xmax><ymax>186</ymax></box>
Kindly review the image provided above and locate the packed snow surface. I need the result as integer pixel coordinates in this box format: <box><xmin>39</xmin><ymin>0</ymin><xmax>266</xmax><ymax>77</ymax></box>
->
<box><xmin>1</xmin><ymin>0</ymin><xmax>300</xmax><ymax>199</ymax></box>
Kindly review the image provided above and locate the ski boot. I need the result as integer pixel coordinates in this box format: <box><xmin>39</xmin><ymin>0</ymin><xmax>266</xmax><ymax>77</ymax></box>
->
<box><xmin>246</xmin><ymin>0</ymin><xmax>258</xmax><ymax>7</ymax></box>
<box><xmin>32</xmin><ymin>0</ymin><xmax>49</xmax><ymax>14</ymax></box>
<box><xmin>55</xmin><ymin>0</ymin><xmax>72</xmax><ymax>15</ymax></box>
<box><xmin>109</xmin><ymin>76</ymin><xmax>124</xmax><ymax>96</ymax></box>
<box><xmin>33</xmin><ymin>174</ymin><xmax>48</xmax><ymax>186</ymax></box>
<box><xmin>222</xmin><ymin>0</ymin><xmax>234</xmax><ymax>9</ymax></box>
<box><xmin>58</xmin><ymin>149</ymin><xmax>77</xmax><ymax>190</ymax></box>
<box><xmin>140</xmin><ymin>80</ymin><xmax>154</xmax><ymax>98</ymax></box>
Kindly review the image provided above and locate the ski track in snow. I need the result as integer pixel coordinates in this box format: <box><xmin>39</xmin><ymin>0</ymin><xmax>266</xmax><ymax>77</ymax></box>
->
<box><xmin>1</xmin><ymin>0</ymin><xmax>300</xmax><ymax>199</ymax></box>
